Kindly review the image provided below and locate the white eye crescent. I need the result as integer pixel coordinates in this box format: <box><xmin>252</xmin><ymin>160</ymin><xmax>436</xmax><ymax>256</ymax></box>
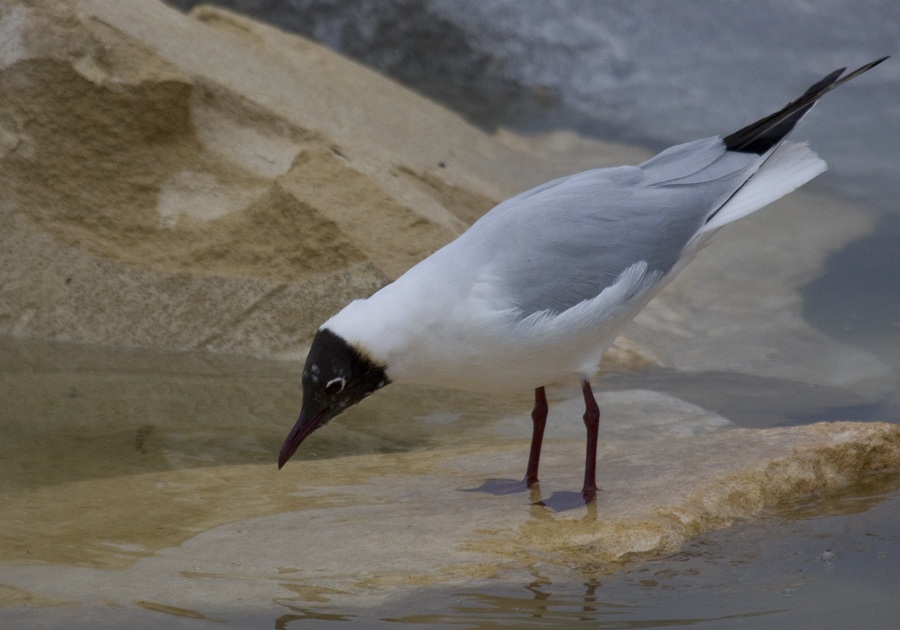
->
<box><xmin>325</xmin><ymin>377</ymin><xmax>346</xmax><ymax>394</ymax></box>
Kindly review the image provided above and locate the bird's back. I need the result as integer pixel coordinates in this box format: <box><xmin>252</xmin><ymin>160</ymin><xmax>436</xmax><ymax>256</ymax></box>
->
<box><xmin>455</xmin><ymin>136</ymin><xmax>761</xmax><ymax>317</ymax></box>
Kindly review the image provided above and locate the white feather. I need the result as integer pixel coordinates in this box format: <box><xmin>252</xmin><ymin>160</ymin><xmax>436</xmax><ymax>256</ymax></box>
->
<box><xmin>326</xmin><ymin>259</ymin><xmax>664</xmax><ymax>393</ymax></box>
<box><xmin>701</xmin><ymin>141</ymin><xmax>827</xmax><ymax>233</ymax></box>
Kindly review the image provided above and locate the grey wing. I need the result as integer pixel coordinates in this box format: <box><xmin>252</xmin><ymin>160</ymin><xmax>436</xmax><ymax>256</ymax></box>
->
<box><xmin>473</xmin><ymin>137</ymin><xmax>760</xmax><ymax>316</ymax></box>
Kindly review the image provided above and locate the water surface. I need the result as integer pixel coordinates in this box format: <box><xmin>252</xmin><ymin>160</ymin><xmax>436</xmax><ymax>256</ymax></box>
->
<box><xmin>1</xmin><ymin>337</ymin><xmax>898</xmax><ymax>627</ymax></box>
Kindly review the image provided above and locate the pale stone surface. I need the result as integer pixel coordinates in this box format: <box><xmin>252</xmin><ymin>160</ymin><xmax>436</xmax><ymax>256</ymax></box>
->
<box><xmin>0</xmin><ymin>417</ymin><xmax>897</xmax><ymax>615</ymax></box>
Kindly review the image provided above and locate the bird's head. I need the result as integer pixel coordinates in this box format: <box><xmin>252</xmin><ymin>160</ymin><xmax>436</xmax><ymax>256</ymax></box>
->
<box><xmin>278</xmin><ymin>327</ymin><xmax>390</xmax><ymax>468</ymax></box>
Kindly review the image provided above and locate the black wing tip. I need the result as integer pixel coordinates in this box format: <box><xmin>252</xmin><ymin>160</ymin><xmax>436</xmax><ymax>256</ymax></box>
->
<box><xmin>860</xmin><ymin>55</ymin><xmax>891</xmax><ymax>71</ymax></box>
<box><xmin>723</xmin><ymin>56</ymin><xmax>890</xmax><ymax>155</ymax></box>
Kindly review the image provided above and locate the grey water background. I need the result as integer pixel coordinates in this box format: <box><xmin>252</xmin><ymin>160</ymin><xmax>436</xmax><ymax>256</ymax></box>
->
<box><xmin>169</xmin><ymin>1</ymin><xmax>898</xmax><ymax>199</ymax></box>
<box><xmin>153</xmin><ymin>1</ymin><xmax>899</xmax><ymax>627</ymax></box>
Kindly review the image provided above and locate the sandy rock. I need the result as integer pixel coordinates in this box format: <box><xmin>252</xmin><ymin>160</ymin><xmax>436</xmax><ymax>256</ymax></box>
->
<box><xmin>0</xmin><ymin>417</ymin><xmax>897</xmax><ymax>614</ymax></box>
<box><xmin>3</xmin><ymin>0</ymin><xmax>628</xmax><ymax>359</ymax></box>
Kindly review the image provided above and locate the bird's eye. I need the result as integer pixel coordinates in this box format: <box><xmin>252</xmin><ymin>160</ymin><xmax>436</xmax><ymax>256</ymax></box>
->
<box><xmin>325</xmin><ymin>377</ymin><xmax>345</xmax><ymax>395</ymax></box>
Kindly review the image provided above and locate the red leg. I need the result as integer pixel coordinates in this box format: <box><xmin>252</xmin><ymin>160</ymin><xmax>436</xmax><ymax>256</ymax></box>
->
<box><xmin>581</xmin><ymin>379</ymin><xmax>600</xmax><ymax>503</ymax></box>
<box><xmin>525</xmin><ymin>386</ymin><xmax>548</xmax><ymax>487</ymax></box>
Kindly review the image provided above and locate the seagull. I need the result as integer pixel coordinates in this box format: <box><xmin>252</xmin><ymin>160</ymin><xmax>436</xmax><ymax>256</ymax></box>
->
<box><xmin>278</xmin><ymin>58</ymin><xmax>888</xmax><ymax>503</ymax></box>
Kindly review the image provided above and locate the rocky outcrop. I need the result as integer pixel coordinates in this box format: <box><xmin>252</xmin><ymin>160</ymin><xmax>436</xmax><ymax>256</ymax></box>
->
<box><xmin>2</xmin><ymin>0</ymin><xmax>645</xmax><ymax>359</ymax></box>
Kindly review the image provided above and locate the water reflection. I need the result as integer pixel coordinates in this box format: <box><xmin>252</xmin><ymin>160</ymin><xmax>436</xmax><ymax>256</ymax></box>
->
<box><xmin>381</xmin><ymin>579</ymin><xmax>781</xmax><ymax>628</ymax></box>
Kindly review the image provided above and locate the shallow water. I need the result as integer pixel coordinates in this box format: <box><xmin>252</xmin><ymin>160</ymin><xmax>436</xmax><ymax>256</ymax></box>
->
<box><xmin>0</xmin><ymin>335</ymin><xmax>889</xmax><ymax>495</ymax></box>
<box><xmin>1</xmin><ymin>336</ymin><xmax>898</xmax><ymax>627</ymax></box>
<box><xmin>0</xmin><ymin>336</ymin><xmax>510</xmax><ymax>495</ymax></box>
<box><xmin>367</xmin><ymin>475</ymin><xmax>900</xmax><ymax>629</ymax></box>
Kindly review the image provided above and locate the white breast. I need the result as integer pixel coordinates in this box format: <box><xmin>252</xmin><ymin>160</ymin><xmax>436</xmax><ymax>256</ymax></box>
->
<box><xmin>324</xmin><ymin>253</ymin><xmax>667</xmax><ymax>394</ymax></box>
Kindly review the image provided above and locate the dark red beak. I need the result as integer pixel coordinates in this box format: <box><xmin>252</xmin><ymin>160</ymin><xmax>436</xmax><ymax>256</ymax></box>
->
<box><xmin>277</xmin><ymin>407</ymin><xmax>327</xmax><ymax>469</ymax></box>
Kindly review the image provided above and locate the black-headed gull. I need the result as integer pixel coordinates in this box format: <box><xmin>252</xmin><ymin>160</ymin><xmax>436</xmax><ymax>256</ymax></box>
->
<box><xmin>278</xmin><ymin>58</ymin><xmax>887</xmax><ymax>503</ymax></box>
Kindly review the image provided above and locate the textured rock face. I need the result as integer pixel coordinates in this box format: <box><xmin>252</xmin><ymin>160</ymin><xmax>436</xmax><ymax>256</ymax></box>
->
<box><xmin>3</xmin><ymin>0</ymin><xmax>630</xmax><ymax>358</ymax></box>
<box><xmin>0</xmin><ymin>3</ymin><xmax>396</xmax><ymax>355</ymax></box>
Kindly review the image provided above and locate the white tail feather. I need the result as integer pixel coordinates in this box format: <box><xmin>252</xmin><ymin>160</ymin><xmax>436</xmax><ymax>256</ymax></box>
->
<box><xmin>702</xmin><ymin>141</ymin><xmax>827</xmax><ymax>233</ymax></box>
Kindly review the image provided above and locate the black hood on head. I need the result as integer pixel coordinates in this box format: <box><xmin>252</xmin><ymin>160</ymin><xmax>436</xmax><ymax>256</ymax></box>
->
<box><xmin>302</xmin><ymin>328</ymin><xmax>389</xmax><ymax>402</ymax></box>
<box><xmin>278</xmin><ymin>328</ymin><xmax>390</xmax><ymax>468</ymax></box>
